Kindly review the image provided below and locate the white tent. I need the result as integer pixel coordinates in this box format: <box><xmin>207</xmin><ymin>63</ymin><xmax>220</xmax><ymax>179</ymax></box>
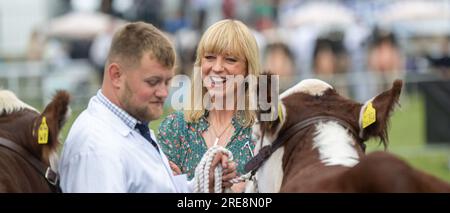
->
<box><xmin>377</xmin><ymin>0</ymin><xmax>450</xmax><ymax>36</ymax></box>
<box><xmin>379</xmin><ymin>0</ymin><xmax>450</xmax><ymax>24</ymax></box>
<box><xmin>281</xmin><ymin>2</ymin><xmax>356</xmax><ymax>30</ymax></box>
<box><xmin>47</xmin><ymin>12</ymin><xmax>127</xmax><ymax>40</ymax></box>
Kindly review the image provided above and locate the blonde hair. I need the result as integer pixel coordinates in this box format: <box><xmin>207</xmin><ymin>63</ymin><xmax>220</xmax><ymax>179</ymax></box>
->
<box><xmin>107</xmin><ymin>22</ymin><xmax>176</xmax><ymax>69</ymax></box>
<box><xmin>185</xmin><ymin>19</ymin><xmax>261</xmax><ymax>127</ymax></box>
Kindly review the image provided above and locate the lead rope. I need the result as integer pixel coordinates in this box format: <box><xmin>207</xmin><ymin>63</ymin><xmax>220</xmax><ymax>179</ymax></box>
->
<box><xmin>193</xmin><ymin>144</ymin><xmax>252</xmax><ymax>193</ymax></box>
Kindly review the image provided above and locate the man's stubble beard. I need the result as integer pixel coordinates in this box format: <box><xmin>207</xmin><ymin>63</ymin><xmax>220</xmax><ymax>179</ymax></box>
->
<box><xmin>120</xmin><ymin>81</ymin><xmax>153</xmax><ymax>122</ymax></box>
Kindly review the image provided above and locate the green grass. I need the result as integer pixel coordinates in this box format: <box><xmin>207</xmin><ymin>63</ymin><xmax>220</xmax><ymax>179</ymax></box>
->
<box><xmin>366</xmin><ymin>94</ymin><xmax>450</xmax><ymax>182</ymax></box>
<box><xmin>61</xmin><ymin>94</ymin><xmax>450</xmax><ymax>182</ymax></box>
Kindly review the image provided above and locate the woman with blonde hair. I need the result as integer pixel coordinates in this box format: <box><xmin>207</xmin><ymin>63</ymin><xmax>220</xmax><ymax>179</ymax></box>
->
<box><xmin>158</xmin><ymin>19</ymin><xmax>260</xmax><ymax>191</ymax></box>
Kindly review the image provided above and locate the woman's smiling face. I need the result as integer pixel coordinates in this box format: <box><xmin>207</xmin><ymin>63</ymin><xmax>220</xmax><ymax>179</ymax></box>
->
<box><xmin>201</xmin><ymin>53</ymin><xmax>247</xmax><ymax>102</ymax></box>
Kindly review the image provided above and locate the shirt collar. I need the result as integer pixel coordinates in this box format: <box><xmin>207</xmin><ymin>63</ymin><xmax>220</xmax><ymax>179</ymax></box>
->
<box><xmin>96</xmin><ymin>90</ymin><xmax>147</xmax><ymax>129</ymax></box>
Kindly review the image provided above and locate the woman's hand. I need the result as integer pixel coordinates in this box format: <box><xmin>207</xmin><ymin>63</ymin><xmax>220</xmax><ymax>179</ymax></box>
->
<box><xmin>208</xmin><ymin>152</ymin><xmax>237</xmax><ymax>192</ymax></box>
<box><xmin>169</xmin><ymin>161</ymin><xmax>182</xmax><ymax>176</ymax></box>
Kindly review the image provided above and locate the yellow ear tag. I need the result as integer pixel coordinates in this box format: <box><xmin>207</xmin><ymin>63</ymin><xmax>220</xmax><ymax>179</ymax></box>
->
<box><xmin>362</xmin><ymin>102</ymin><xmax>376</xmax><ymax>129</ymax></box>
<box><xmin>38</xmin><ymin>117</ymin><xmax>49</xmax><ymax>144</ymax></box>
<box><xmin>278</xmin><ymin>103</ymin><xmax>284</xmax><ymax>123</ymax></box>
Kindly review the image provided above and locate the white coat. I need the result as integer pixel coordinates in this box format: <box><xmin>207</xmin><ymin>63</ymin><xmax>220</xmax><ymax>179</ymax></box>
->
<box><xmin>59</xmin><ymin>95</ymin><xmax>192</xmax><ymax>192</ymax></box>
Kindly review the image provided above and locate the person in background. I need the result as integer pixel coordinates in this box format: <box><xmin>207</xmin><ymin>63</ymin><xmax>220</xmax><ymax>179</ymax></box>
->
<box><xmin>263</xmin><ymin>42</ymin><xmax>296</xmax><ymax>90</ymax></box>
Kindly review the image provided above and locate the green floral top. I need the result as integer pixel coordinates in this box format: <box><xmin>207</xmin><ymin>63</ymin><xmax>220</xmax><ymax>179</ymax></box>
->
<box><xmin>157</xmin><ymin>111</ymin><xmax>255</xmax><ymax>180</ymax></box>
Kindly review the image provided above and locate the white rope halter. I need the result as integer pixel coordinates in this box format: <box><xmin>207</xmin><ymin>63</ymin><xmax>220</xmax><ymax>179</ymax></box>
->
<box><xmin>193</xmin><ymin>145</ymin><xmax>252</xmax><ymax>193</ymax></box>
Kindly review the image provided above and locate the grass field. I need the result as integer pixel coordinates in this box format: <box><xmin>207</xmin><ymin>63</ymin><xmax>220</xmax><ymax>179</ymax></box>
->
<box><xmin>61</xmin><ymin>93</ymin><xmax>450</xmax><ymax>182</ymax></box>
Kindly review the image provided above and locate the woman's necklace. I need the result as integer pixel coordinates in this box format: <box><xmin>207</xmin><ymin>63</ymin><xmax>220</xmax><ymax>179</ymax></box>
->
<box><xmin>210</xmin><ymin>121</ymin><xmax>233</xmax><ymax>146</ymax></box>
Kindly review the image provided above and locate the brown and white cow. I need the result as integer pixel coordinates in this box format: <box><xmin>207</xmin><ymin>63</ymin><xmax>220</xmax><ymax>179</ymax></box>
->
<box><xmin>245</xmin><ymin>78</ymin><xmax>450</xmax><ymax>192</ymax></box>
<box><xmin>0</xmin><ymin>90</ymin><xmax>70</xmax><ymax>192</ymax></box>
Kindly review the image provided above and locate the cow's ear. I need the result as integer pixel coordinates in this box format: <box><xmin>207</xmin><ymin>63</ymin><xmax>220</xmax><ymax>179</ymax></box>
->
<box><xmin>358</xmin><ymin>80</ymin><xmax>402</xmax><ymax>147</ymax></box>
<box><xmin>35</xmin><ymin>91</ymin><xmax>71</xmax><ymax>149</ymax></box>
<box><xmin>257</xmin><ymin>72</ymin><xmax>281</xmax><ymax>134</ymax></box>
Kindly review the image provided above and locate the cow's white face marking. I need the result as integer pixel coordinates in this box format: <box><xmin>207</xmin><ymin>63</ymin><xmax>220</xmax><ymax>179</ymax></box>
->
<box><xmin>313</xmin><ymin>121</ymin><xmax>359</xmax><ymax>167</ymax></box>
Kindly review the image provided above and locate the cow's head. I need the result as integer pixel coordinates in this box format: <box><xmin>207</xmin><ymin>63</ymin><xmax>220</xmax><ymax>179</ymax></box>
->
<box><xmin>254</xmin><ymin>78</ymin><xmax>402</xmax><ymax>150</ymax></box>
<box><xmin>0</xmin><ymin>90</ymin><xmax>71</xmax><ymax>168</ymax></box>
<box><xmin>248</xmin><ymin>77</ymin><xmax>402</xmax><ymax>192</ymax></box>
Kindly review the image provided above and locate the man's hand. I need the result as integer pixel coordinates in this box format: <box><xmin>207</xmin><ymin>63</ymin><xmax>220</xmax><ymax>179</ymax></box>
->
<box><xmin>208</xmin><ymin>152</ymin><xmax>237</xmax><ymax>192</ymax></box>
<box><xmin>169</xmin><ymin>161</ymin><xmax>182</xmax><ymax>176</ymax></box>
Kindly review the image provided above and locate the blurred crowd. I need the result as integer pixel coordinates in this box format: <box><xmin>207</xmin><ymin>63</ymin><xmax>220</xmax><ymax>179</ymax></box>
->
<box><xmin>15</xmin><ymin>0</ymin><xmax>450</xmax><ymax>100</ymax></box>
